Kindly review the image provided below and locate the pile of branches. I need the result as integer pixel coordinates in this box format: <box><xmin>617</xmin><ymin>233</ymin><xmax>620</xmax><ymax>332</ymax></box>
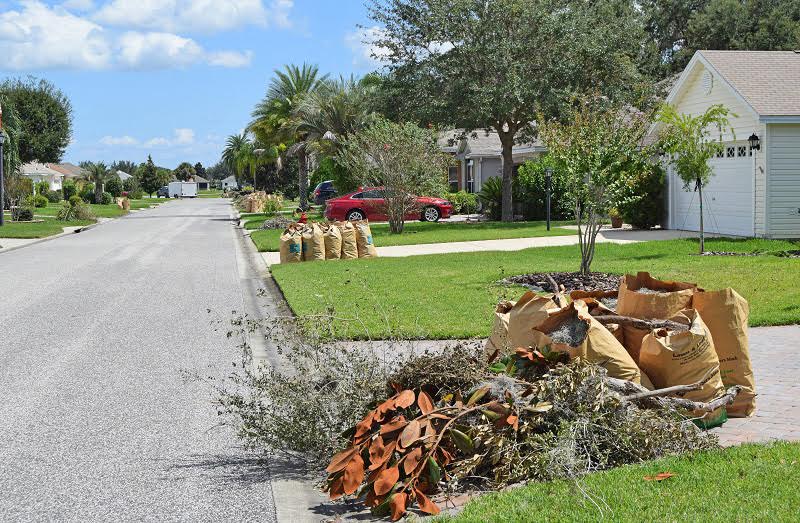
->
<box><xmin>324</xmin><ymin>348</ymin><xmax>735</xmax><ymax>520</ymax></box>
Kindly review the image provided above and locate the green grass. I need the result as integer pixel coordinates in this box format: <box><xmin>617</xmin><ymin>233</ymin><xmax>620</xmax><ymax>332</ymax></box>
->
<box><xmin>0</xmin><ymin>215</ymin><xmax>94</xmax><ymax>238</ymax></box>
<box><xmin>35</xmin><ymin>202</ymin><xmax>128</xmax><ymax>218</ymax></box>
<box><xmin>270</xmin><ymin>237</ymin><xmax>800</xmax><ymax>339</ymax></box>
<box><xmin>129</xmin><ymin>199</ymin><xmax>164</xmax><ymax>210</ymax></box>
<box><xmin>199</xmin><ymin>189</ymin><xmax>225</xmax><ymax>198</ymax></box>
<box><xmin>440</xmin><ymin>442</ymin><xmax>800</xmax><ymax>522</ymax></box>
<box><xmin>251</xmin><ymin>220</ymin><xmax>575</xmax><ymax>251</ymax></box>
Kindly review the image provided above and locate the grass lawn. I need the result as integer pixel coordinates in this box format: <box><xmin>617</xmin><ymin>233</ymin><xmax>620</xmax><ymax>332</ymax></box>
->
<box><xmin>251</xmin><ymin>220</ymin><xmax>575</xmax><ymax>251</ymax></box>
<box><xmin>35</xmin><ymin>202</ymin><xmax>128</xmax><ymax>218</ymax></box>
<box><xmin>199</xmin><ymin>189</ymin><xmax>225</xmax><ymax>198</ymax></box>
<box><xmin>0</xmin><ymin>215</ymin><xmax>94</xmax><ymax>238</ymax></box>
<box><xmin>270</xmin><ymin>237</ymin><xmax>800</xmax><ymax>339</ymax></box>
<box><xmin>129</xmin><ymin>199</ymin><xmax>165</xmax><ymax>210</ymax></box>
<box><xmin>440</xmin><ymin>442</ymin><xmax>800</xmax><ymax>522</ymax></box>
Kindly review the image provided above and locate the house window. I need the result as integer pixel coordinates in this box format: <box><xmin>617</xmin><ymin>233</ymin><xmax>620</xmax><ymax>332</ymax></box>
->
<box><xmin>749</xmin><ymin>146</ymin><xmax>754</xmax><ymax>157</ymax></box>
<box><xmin>448</xmin><ymin>166</ymin><xmax>459</xmax><ymax>192</ymax></box>
<box><xmin>465</xmin><ymin>160</ymin><xmax>475</xmax><ymax>193</ymax></box>
<box><xmin>715</xmin><ymin>149</ymin><xmax>724</xmax><ymax>159</ymax></box>
<box><xmin>738</xmin><ymin>146</ymin><xmax>747</xmax><ymax>157</ymax></box>
<box><xmin>726</xmin><ymin>146</ymin><xmax>736</xmax><ymax>158</ymax></box>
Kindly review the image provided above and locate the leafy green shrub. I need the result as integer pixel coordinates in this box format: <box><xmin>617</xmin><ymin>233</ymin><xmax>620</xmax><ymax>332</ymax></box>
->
<box><xmin>13</xmin><ymin>207</ymin><xmax>34</xmax><ymax>222</ymax></box>
<box><xmin>62</xmin><ymin>180</ymin><xmax>77</xmax><ymax>201</ymax></box>
<box><xmin>478</xmin><ymin>176</ymin><xmax>503</xmax><ymax>220</ymax></box>
<box><xmin>517</xmin><ymin>157</ymin><xmax>574</xmax><ymax>220</ymax></box>
<box><xmin>130</xmin><ymin>189</ymin><xmax>144</xmax><ymax>200</ymax></box>
<box><xmin>617</xmin><ymin>165</ymin><xmax>666</xmax><ymax>229</ymax></box>
<box><xmin>446</xmin><ymin>190</ymin><xmax>479</xmax><ymax>214</ymax></box>
<box><xmin>263</xmin><ymin>193</ymin><xmax>284</xmax><ymax>215</ymax></box>
<box><xmin>99</xmin><ymin>192</ymin><xmax>114</xmax><ymax>205</ymax></box>
<box><xmin>57</xmin><ymin>200</ymin><xmax>95</xmax><ymax>221</ymax></box>
<box><xmin>37</xmin><ymin>181</ymin><xmax>50</xmax><ymax>196</ymax></box>
<box><xmin>82</xmin><ymin>192</ymin><xmax>95</xmax><ymax>204</ymax></box>
<box><xmin>26</xmin><ymin>194</ymin><xmax>49</xmax><ymax>208</ymax></box>
<box><xmin>105</xmin><ymin>176</ymin><xmax>123</xmax><ymax>197</ymax></box>
<box><xmin>68</xmin><ymin>195</ymin><xmax>83</xmax><ymax>207</ymax></box>
<box><xmin>79</xmin><ymin>182</ymin><xmax>94</xmax><ymax>202</ymax></box>
<box><xmin>46</xmin><ymin>190</ymin><xmax>62</xmax><ymax>203</ymax></box>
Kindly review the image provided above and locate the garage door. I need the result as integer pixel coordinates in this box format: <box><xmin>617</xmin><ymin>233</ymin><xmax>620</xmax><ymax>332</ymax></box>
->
<box><xmin>768</xmin><ymin>124</ymin><xmax>800</xmax><ymax>238</ymax></box>
<box><xmin>669</xmin><ymin>144</ymin><xmax>754</xmax><ymax>236</ymax></box>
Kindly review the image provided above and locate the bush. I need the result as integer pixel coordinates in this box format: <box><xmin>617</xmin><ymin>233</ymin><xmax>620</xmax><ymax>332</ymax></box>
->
<box><xmin>62</xmin><ymin>180</ymin><xmax>77</xmax><ymax>201</ymax></box>
<box><xmin>82</xmin><ymin>192</ymin><xmax>95</xmax><ymax>204</ymax></box>
<box><xmin>517</xmin><ymin>157</ymin><xmax>575</xmax><ymax>221</ymax></box>
<box><xmin>477</xmin><ymin>176</ymin><xmax>504</xmax><ymax>220</ymax></box>
<box><xmin>446</xmin><ymin>191</ymin><xmax>479</xmax><ymax>214</ymax></box>
<box><xmin>263</xmin><ymin>193</ymin><xmax>284</xmax><ymax>215</ymax></box>
<box><xmin>37</xmin><ymin>181</ymin><xmax>50</xmax><ymax>196</ymax></box>
<box><xmin>130</xmin><ymin>189</ymin><xmax>144</xmax><ymax>200</ymax></box>
<box><xmin>57</xmin><ymin>200</ymin><xmax>95</xmax><ymax>221</ymax></box>
<box><xmin>99</xmin><ymin>192</ymin><xmax>114</xmax><ymax>205</ymax></box>
<box><xmin>617</xmin><ymin>165</ymin><xmax>666</xmax><ymax>229</ymax></box>
<box><xmin>69</xmin><ymin>195</ymin><xmax>83</xmax><ymax>207</ymax></box>
<box><xmin>26</xmin><ymin>194</ymin><xmax>49</xmax><ymax>208</ymax></box>
<box><xmin>79</xmin><ymin>182</ymin><xmax>94</xmax><ymax>202</ymax></box>
<box><xmin>123</xmin><ymin>177</ymin><xmax>140</xmax><ymax>194</ymax></box>
<box><xmin>46</xmin><ymin>190</ymin><xmax>62</xmax><ymax>203</ymax></box>
<box><xmin>13</xmin><ymin>207</ymin><xmax>34</xmax><ymax>222</ymax></box>
<box><xmin>105</xmin><ymin>176</ymin><xmax>123</xmax><ymax>197</ymax></box>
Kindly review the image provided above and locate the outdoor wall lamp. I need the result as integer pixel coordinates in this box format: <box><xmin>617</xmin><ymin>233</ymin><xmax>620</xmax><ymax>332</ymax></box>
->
<box><xmin>748</xmin><ymin>133</ymin><xmax>761</xmax><ymax>151</ymax></box>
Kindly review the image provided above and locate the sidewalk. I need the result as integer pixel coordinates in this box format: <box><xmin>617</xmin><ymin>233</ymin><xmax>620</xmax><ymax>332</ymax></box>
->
<box><xmin>259</xmin><ymin>228</ymin><xmax>700</xmax><ymax>267</ymax></box>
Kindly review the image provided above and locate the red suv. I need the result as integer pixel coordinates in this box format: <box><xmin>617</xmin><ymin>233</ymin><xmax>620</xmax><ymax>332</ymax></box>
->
<box><xmin>324</xmin><ymin>187</ymin><xmax>454</xmax><ymax>222</ymax></box>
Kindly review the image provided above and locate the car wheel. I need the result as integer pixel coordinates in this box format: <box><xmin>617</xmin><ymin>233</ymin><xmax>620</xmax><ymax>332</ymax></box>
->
<box><xmin>346</xmin><ymin>209</ymin><xmax>366</xmax><ymax>221</ymax></box>
<box><xmin>422</xmin><ymin>206</ymin><xmax>441</xmax><ymax>222</ymax></box>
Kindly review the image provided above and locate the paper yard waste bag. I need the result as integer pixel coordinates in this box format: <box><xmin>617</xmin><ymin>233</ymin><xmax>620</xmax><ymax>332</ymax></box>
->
<box><xmin>639</xmin><ymin>309</ymin><xmax>727</xmax><ymax>427</ymax></box>
<box><xmin>301</xmin><ymin>223</ymin><xmax>326</xmax><ymax>262</ymax></box>
<box><xmin>579</xmin><ymin>297</ymin><xmax>626</xmax><ymax>345</ymax></box>
<box><xmin>617</xmin><ymin>272</ymin><xmax>698</xmax><ymax>364</ymax></box>
<box><xmin>338</xmin><ymin>221</ymin><xmax>359</xmax><ymax>260</ymax></box>
<box><xmin>484</xmin><ymin>301</ymin><xmax>514</xmax><ymax>359</ymax></box>
<box><xmin>508</xmin><ymin>292</ymin><xmax>558</xmax><ymax>350</ymax></box>
<box><xmin>320</xmin><ymin>223</ymin><xmax>343</xmax><ymax>260</ymax></box>
<box><xmin>570</xmin><ymin>290</ymin><xmax>619</xmax><ymax>313</ymax></box>
<box><xmin>530</xmin><ymin>301</ymin><xmax>645</xmax><ymax>385</ymax></box>
<box><xmin>279</xmin><ymin>225</ymin><xmax>303</xmax><ymax>264</ymax></box>
<box><xmin>353</xmin><ymin>220</ymin><xmax>378</xmax><ymax>258</ymax></box>
<box><xmin>694</xmin><ymin>289</ymin><xmax>756</xmax><ymax>417</ymax></box>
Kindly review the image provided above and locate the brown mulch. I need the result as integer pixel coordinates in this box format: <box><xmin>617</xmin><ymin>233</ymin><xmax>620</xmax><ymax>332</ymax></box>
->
<box><xmin>504</xmin><ymin>272</ymin><xmax>621</xmax><ymax>293</ymax></box>
<box><xmin>699</xmin><ymin>251</ymin><xmax>762</xmax><ymax>257</ymax></box>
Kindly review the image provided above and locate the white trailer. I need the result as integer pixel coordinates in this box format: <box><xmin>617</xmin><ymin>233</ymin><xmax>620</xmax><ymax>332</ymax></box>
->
<box><xmin>168</xmin><ymin>182</ymin><xmax>199</xmax><ymax>198</ymax></box>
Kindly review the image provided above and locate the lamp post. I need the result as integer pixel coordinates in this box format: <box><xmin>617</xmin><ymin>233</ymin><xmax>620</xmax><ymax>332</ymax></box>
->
<box><xmin>545</xmin><ymin>167</ymin><xmax>553</xmax><ymax>231</ymax></box>
<box><xmin>0</xmin><ymin>102</ymin><xmax>5</xmax><ymax>227</ymax></box>
<box><xmin>748</xmin><ymin>133</ymin><xmax>761</xmax><ymax>152</ymax></box>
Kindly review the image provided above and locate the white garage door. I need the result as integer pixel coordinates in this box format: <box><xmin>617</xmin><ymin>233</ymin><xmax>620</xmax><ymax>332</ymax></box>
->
<box><xmin>669</xmin><ymin>145</ymin><xmax>754</xmax><ymax>236</ymax></box>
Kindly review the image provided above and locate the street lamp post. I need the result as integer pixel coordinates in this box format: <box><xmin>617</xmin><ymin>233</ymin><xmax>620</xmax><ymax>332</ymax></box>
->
<box><xmin>0</xmin><ymin>102</ymin><xmax>5</xmax><ymax>227</ymax></box>
<box><xmin>545</xmin><ymin>167</ymin><xmax>553</xmax><ymax>231</ymax></box>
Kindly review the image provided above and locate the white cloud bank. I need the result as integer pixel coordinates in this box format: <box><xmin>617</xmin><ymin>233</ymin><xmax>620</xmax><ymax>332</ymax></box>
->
<box><xmin>345</xmin><ymin>26</ymin><xmax>390</xmax><ymax>68</ymax></box>
<box><xmin>0</xmin><ymin>0</ymin><xmax>280</xmax><ymax>71</ymax></box>
<box><xmin>99</xmin><ymin>128</ymin><xmax>196</xmax><ymax>148</ymax></box>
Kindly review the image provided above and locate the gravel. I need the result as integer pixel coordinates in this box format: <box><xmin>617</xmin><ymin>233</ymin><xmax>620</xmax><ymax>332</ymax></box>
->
<box><xmin>547</xmin><ymin>316</ymin><xmax>589</xmax><ymax>346</ymax></box>
<box><xmin>635</xmin><ymin>287</ymin><xmax>665</xmax><ymax>295</ymax></box>
<box><xmin>505</xmin><ymin>272</ymin><xmax>620</xmax><ymax>293</ymax></box>
<box><xmin>260</xmin><ymin>215</ymin><xmax>294</xmax><ymax>230</ymax></box>
<box><xmin>600</xmin><ymin>297</ymin><xmax>618</xmax><ymax>311</ymax></box>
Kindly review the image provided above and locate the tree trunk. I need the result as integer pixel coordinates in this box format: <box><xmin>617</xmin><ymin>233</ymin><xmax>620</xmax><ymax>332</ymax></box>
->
<box><xmin>298</xmin><ymin>151</ymin><xmax>309</xmax><ymax>211</ymax></box>
<box><xmin>95</xmin><ymin>181</ymin><xmax>103</xmax><ymax>204</ymax></box>
<box><xmin>698</xmin><ymin>177</ymin><xmax>705</xmax><ymax>254</ymax></box>
<box><xmin>499</xmin><ymin>135</ymin><xmax>515</xmax><ymax>223</ymax></box>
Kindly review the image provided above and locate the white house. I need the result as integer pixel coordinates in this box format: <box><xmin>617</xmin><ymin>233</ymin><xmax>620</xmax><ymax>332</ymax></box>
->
<box><xmin>21</xmin><ymin>162</ymin><xmax>64</xmax><ymax>192</ymax></box>
<box><xmin>117</xmin><ymin>170</ymin><xmax>133</xmax><ymax>183</ymax></box>
<box><xmin>662</xmin><ymin>50</ymin><xmax>800</xmax><ymax>238</ymax></box>
<box><xmin>221</xmin><ymin>176</ymin><xmax>239</xmax><ymax>191</ymax></box>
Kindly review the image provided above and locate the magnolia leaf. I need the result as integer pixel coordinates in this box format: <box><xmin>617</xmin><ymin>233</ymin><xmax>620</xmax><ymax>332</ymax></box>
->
<box><xmin>644</xmin><ymin>472</ymin><xmax>676</xmax><ymax>482</ymax></box>
<box><xmin>395</xmin><ymin>389</ymin><xmax>415</xmax><ymax>409</ymax></box>
<box><xmin>449</xmin><ymin>429</ymin><xmax>474</xmax><ymax>454</ymax></box>
<box><xmin>380</xmin><ymin>419</ymin><xmax>408</xmax><ymax>435</ymax></box>
<box><xmin>399</xmin><ymin>420</ymin><xmax>422</xmax><ymax>448</ymax></box>
<box><xmin>375</xmin><ymin>466</ymin><xmax>400</xmax><ymax>496</ymax></box>
<box><xmin>426</xmin><ymin>457</ymin><xmax>441</xmax><ymax>485</ymax></box>
<box><xmin>418</xmin><ymin>390</ymin><xmax>435</xmax><ymax>414</ymax></box>
<box><xmin>329</xmin><ymin>474</ymin><xmax>345</xmax><ymax>500</ymax></box>
<box><xmin>355</xmin><ymin>411</ymin><xmax>376</xmax><ymax>438</ymax></box>
<box><xmin>368</xmin><ymin>435</ymin><xmax>386</xmax><ymax>466</ymax></box>
<box><xmin>326</xmin><ymin>447</ymin><xmax>357</xmax><ymax>474</ymax></box>
<box><xmin>414</xmin><ymin>488</ymin><xmax>441</xmax><ymax>515</ymax></box>
<box><xmin>403</xmin><ymin>447</ymin><xmax>423</xmax><ymax>475</ymax></box>
<box><xmin>390</xmin><ymin>492</ymin><xmax>408</xmax><ymax>521</ymax></box>
<box><xmin>481</xmin><ymin>409</ymin><xmax>502</xmax><ymax>421</ymax></box>
<box><xmin>343</xmin><ymin>453</ymin><xmax>365</xmax><ymax>495</ymax></box>
<box><xmin>529</xmin><ymin>401</ymin><xmax>554</xmax><ymax>413</ymax></box>
<box><xmin>488</xmin><ymin>361</ymin><xmax>506</xmax><ymax>373</ymax></box>
<box><xmin>467</xmin><ymin>386</ymin><xmax>490</xmax><ymax>407</ymax></box>
<box><xmin>369</xmin><ymin>440</ymin><xmax>397</xmax><ymax>471</ymax></box>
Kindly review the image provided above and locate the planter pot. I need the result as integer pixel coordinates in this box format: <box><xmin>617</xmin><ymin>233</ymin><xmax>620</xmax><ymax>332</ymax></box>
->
<box><xmin>611</xmin><ymin>216</ymin><xmax>623</xmax><ymax>229</ymax></box>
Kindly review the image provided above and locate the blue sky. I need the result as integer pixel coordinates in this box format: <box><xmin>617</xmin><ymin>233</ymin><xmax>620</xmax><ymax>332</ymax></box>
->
<box><xmin>0</xmin><ymin>0</ymin><xmax>383</xmax><ymax>168</ymax></box>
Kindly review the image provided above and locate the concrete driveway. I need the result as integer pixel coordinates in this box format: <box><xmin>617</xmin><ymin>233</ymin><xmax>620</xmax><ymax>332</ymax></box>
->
<box><xmin>0</xmin><ymin>199</ymin><xmax>278</xmax><ymax>521</ymax></box>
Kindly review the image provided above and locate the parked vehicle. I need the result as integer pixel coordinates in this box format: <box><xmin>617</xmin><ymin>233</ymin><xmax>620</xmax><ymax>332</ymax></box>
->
<box><xmin>313</xmin><ymin>180</ymin><xmax>338</xmax><ymax>205</ymax></box>
<box><xmin>324</xmin><ymin>187</ymin><xmax>454</xmax><ymax>222</ymax></box>
<box><xmin>168</xmin><ymin>181</ymin><xmax>198</xmax><ymax>198</ymax></box>
<box><xmin>157</xmin><ymin>186</ymin><xmax>170</xmax><ymax>198</ymax></box>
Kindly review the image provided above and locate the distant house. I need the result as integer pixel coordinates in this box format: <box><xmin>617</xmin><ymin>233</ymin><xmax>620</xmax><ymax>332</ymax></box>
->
<box><xmin>221</xmin><ymin>176</ymin><xmax>239</xmax><ymax>191</ymax></box>
<box><xmin>47</xmin><ymin>162</ymin><xmax>86</xmax><ymax>181</ymax></box>
<box><xmin>116</xmin><ymin>170</ymin><xmax>134</xmax><ymax>183</ymax></box>
<box><xmin>21</xmin><ymin>162</ymin><xmax>64</xmax><ymax>192</ymax></box>
<box><xmin>660</xmin><ymin>50</ymin><xmax>800</xmax><ymax>238</ymax></box>
<box><xmin>193</xmin><ymin>175</ymin><xmax>210</xmax><ymax>190</ymax></box>
<box><xmin>439</xmin><ymin>130</ymin><xmax>546</xmax><ymax>193</ymax></box>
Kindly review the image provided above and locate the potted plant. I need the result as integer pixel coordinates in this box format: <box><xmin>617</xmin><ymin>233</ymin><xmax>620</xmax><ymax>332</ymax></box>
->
<box><xmin>609</xmin><ymin>207</ymin><xmax>623</xmax><ymax>229</ymax></box>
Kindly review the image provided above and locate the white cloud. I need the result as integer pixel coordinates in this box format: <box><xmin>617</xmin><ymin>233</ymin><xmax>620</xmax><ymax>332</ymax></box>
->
<box><xmin>0</xmin><ymin>1</ymin><xmax>256</xmax><ymax>71</ymax></box>
<box><xmin>61</xmin><ymin>0</ymin><xmax>96</xmax><ymax>11</ymax></box>
<box><xmin>144</xmin><ymin>129</ymin><xmax>196</xmax><ymax>148</ymax></box>
<box><xmin>94</xmin><ymin>0</ymin><xmax>292</xmax><ymax>34</ymax></box>
<box><xmin>100</xmin><ymin>135</ymin><xmax>138</xmax><ymax>145</ymax></box>
<box><xmin>345</xmin><ymin>26</ymin><xmax>391</xmax><ymax>68</ymax></box>
<box><xmin>173</xmin><ymin>128</ymin><xmax>195</xmax><ymax>145</ymax></box>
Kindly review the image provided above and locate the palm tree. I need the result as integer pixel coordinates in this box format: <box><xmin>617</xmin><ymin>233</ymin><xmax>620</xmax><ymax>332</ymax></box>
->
<box><xmin>82</xmin><ymin>161</ymin><xmax>114</xmax><ymax>203</ymax></box>
<box><xmin>250</xmin><ymin>63</ymin><xmax>328</xmax><ymax>210</ymax></box>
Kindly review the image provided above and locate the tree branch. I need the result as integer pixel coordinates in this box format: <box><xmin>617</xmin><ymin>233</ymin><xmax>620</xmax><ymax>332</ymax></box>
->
<box><xmin>593</xmin><ymin>315</ymin><xmax>689</xmax><ymax>332</ymax></box>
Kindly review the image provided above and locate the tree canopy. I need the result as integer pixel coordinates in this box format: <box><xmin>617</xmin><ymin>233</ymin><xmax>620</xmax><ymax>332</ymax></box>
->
<box><xmin>0</xmin><ymin>77</ymin><xmax>73</xmax><ymax>163</ymax></box>
<box><xmin>138</xmin><ymin>156</ymin><xmax>163</xmax><ymax>197</ymax></box>
<box><xmin>173</xmin><ymin>162</ymin><xmax>196</xmax><ymax>182</ymax></box>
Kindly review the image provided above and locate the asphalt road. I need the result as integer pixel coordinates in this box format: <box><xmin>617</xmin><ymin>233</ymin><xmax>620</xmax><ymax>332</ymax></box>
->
<box><xmin>0</xmin><ymin>199</ymin><xmax>278</xmax><ymax>521</ymax></box>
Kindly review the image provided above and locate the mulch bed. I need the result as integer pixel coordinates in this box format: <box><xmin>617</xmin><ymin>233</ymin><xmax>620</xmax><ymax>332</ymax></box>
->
<box><xmin>699</xmin><ymin>251</ymin><xmax>762</xmax><ymax>257</ymax></box>
<box><xmin>504</xmin><ymin>272</ymin><xmax>621</xmax><ymax>293</ymax></box>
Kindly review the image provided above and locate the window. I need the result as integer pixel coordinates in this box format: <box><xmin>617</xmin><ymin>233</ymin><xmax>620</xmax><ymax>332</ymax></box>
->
<box><xmin>715</xmin><ymin>149</ymin><xmax>724</xmax><ymax>159</ymax></box>
<box><xmin>738</xmin><ymin>146</ymin><xmax>747</xmax><ymax>157</ymax></box>
<box><xmin>465</xmin><ymin>160</ymin><xmax>475</xmax><ymax>193</ymax></box>
<box><xmin>726</xmin><ymin>146</ymin><xmax>736</xmax><ymax>158</ymax></box>
<box><xmin>361</xmin><ymin>189</ymin><xmax>384</xmax><ymax>199</ymax></box>
<box><xmin>351</xmin><ymin>192</ymin><xmax>364</xmax><ymax>199</ymax></box>
<box><xmin>448</xmin><ymin>166</ymin><xmax>459</xmax><ymax>192</ymax></box>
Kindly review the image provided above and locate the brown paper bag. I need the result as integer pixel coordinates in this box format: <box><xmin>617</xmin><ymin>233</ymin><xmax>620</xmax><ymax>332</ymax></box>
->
<box><xmin>694</xmin><ymin>289</ymin><xmax>756</xmax><ymax>417</ymax></box>
<box><xmin>640</xmin><ymin>309</ymin><xmax>727</xmax><ymax>426</ymax></box>
<box><xmin>279</xmin><ymin>225</ymin><xmax>303</xmax><ymax>264</ymax></box>
<box><xmin>320</xmin><ymin>223</ymin><xmax>343</xmax><ymax>260</ymax></box>
<box><xmin>508</xmin><ymin>292</ymin><xmax>557</xmax><ymax>350</ymax></box>
<box><xmin>531</xmin><ymin>301</ymin><xmax>645</xmax><ymax>385</ymax></box>
<box><xmin>484</xmin><ymin>301</ymin><xmax>514</xmax><ymax>359</ymax></box>
<box><xmin>338</xmin><ymin>221</ymin><xmax>359</xmax><ymax>260</ymax></box>
<box><xmin>301</xmin><ymin>223</ymin><xmax>325</xmax><ymax>261</ymax></box>
<box><xmin>617</xmin><ymin>272</ymin><xmax>698</xmax><ymax>364</ymax></box>
<box><xmin>353</xmin><ymin>220</ymin><xmax>378</xmax><ymax>258</ymax></box>
<box><xmin>570</xmin><ymin>290</ymin><xmax>619</xmax><ymax>312</ymax></box>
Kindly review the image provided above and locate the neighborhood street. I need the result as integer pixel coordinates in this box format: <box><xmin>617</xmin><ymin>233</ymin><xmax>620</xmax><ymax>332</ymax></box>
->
<box><xmin>0</xmin><ymin>199</ymin><xmax>278</xmax><ymax>521</ymax></box>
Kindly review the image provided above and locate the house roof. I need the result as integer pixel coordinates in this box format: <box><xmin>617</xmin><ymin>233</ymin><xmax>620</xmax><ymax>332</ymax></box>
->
<box><xmin>21</xmin><ymin>162</ymin><xmax>65</xmax><ymax>178</ymax></box>
<box><xmin>194</xmin><ymin>175</ymin><xmax>209</xmax><ymax>183</ymax></box>
<box><xmin>694</xmin><ymin>50</ymin><xmax>800</xmax><ymax>117</ymax></box>
<box><xmin>47</xmin><ymin>162</ymin><xmax>86</xmax><ymax>178</ymax></box>
<box><xmin>117</xmin><ymin>170</ymin><xmax>133</xmax><ymax>181</ymax></box>
<box><xmin>440</xmin><ymin>129</ymin><xmax>545</xmax><ymax>159</ymax></box>
<box><xmin>222</xmin><ymin>175</ymin><xmax>237</xmax><ymax>183</ymax></box>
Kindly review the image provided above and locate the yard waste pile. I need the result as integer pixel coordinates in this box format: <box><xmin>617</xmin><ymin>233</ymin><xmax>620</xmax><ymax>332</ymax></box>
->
<box><xmin>239</xmin><ymin>192</ymin><xmax>283</xmax><ymax>214</ymax></box>
<box><xmin>278</xmin><ymin>220</ymin><xmax>378</xmax><ymax>264</ymax></box>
